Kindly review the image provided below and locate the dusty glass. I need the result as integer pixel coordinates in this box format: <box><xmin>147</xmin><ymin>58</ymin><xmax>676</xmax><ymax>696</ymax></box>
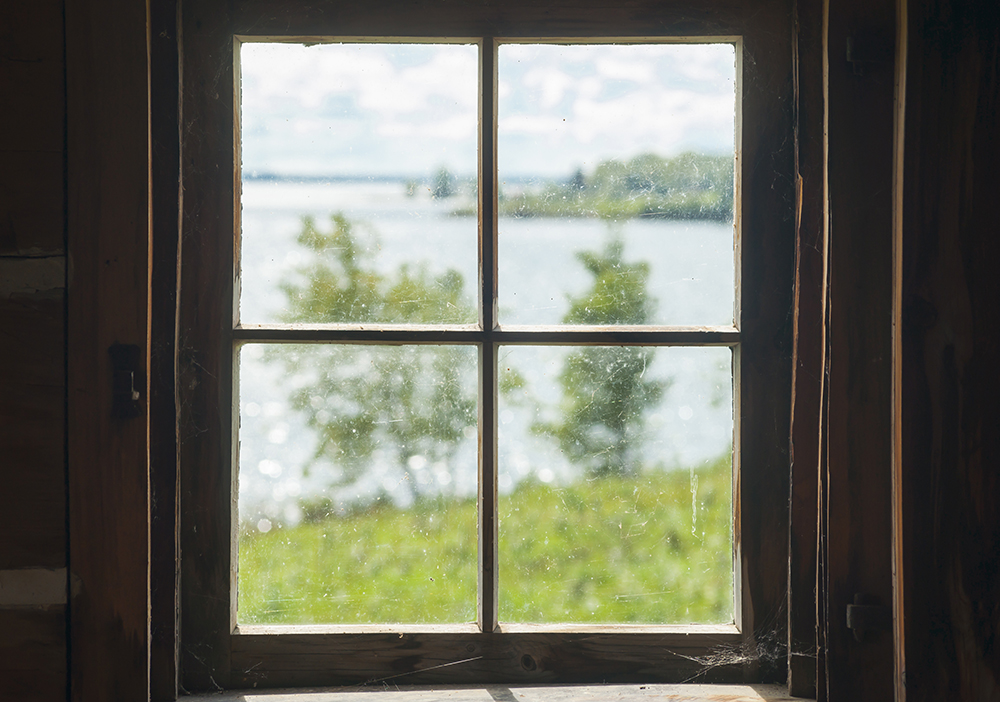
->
<box><xmin>497</xmin><ymin>43</ymin><xmax>737</xmax><ymax>326</ymax></box>
<box><xmin>498</xmin><ymin>345</ymin><xmax>734</xmax><ymax>623</ymax></box>
<box><xmin>239</xmin><ymin>42</ymin><xmax>479</xmax><ymax>325</ymax></box>
<box><xmin>237</xmin><ymin>343</ymin><xmax>478</xmax><ymax>624</ymax></box>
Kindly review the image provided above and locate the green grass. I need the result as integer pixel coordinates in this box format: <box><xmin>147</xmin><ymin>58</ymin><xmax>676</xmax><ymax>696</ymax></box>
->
<box><xmin>238</xmin><ymin>455</ymin><xmax>732</xmax><ymax>625</ymax></box>
<box><xmin>495</xmin><ymin>188</ymin><xmax>733</xmax><ymax>222</ymax></box>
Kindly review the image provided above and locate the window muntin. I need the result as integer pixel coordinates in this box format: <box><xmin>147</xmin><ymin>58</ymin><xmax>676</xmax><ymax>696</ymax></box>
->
<box><xmin>236</xmin><ymin>39</ymin><xmax>738</xmax><ymax>628</ymax></box>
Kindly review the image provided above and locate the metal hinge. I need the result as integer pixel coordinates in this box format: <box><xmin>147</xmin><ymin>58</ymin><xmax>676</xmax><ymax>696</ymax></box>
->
<box><xmin>846</xmin><ymin>593</ymin><xmax>892</xmax><ymax>642</ymax></box>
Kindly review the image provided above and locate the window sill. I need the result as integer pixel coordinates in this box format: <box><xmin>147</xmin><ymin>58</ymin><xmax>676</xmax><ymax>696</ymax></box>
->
<box><xmin>184</xmin><ymin>684</ymin><xmax>803</xmax><ymax>701</ymax></box>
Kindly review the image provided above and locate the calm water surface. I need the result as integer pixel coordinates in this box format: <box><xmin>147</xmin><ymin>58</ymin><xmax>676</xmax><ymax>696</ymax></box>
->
<box><xmin>237</xmin><ymin>180</ymin><xmax>736</xmax><ymax>524</ymax></box>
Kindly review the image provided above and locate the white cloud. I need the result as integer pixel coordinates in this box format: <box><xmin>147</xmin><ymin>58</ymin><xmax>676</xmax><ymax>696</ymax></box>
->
<box><xmin>241</xmin><ymin>42</ymin><xmax>478</xmax><ymax>176</ymax></box>
<box><xmin>522</xmin><ymin>66</ymin><xmax>575</xmax><ymax>109</ymax></box>
<box><xmin>497</xmin><ymin>43</ymin><xmax>735</xmax><ymax>175</ymax></box>
<box><xmin>594</xmin><ymin>56</ymin><xmax>655</xmax><ymax>83</ymax></box>
<box><xmin>240</xmin><ymin>41</ymin><xmax>735</xmax><ymax>178</ymax></box>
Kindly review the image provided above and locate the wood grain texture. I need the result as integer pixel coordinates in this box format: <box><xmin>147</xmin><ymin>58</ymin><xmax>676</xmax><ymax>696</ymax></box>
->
<box><xmin>0</xmin><ymin>295</ymin><xmax>66</xmax><ymax>571</ymax></box>
<box><xmin>0</xmin><ymin>152</ymin><xmax>66</xmax><ymax>255</ymax></box>
<box><xmin>0</xmin><ymin>4</ymin><xmax>69</xmax><ymax>701</ymax></box>
<box><xmin>230</xmin><ymin>0</ymin><xmax>752</xmax><ymax>39</ymax></box>
<box><xmin>732</xmin><ymin>0</ymin><xmax>795</xmax><ymax>684</ymax></box>
<box><xmin>787</xmin><ymin>0</ymin><xmax>825</xmax><ymax>696</ymax></box>
<box><xmin>0</xmin><ymin>59</ymin><xmax>65</xmax><ymax>155</ymax></box>
<box><xmin>891</xmin><ymin>1</ymin><xmax>906</xmax><ymax>697</ymax></box>
<box><xmin>0</xmin><ymin>0</ymin><xmax>64</xmax><ymax>154</ymax></box>
<box><xmin>0</xmin><ymin>607</ymin><xmax>67</xmax><ymax>674</ymax></box>
<box><xmin>0</xmin><ymin>673</ymin><xmax>68</xmax><ymax>702</ymax></box>
<box><xmin>0</xmin><ymin>607</ymin><xmax>67</xmax><ymax>701</ymax></box>
<box><xmin>66</xmin><ymin>0</ymin><xmax>151</xmax><ymax>698</ymax></box>
<box><xmin>179</xmin><ymin>0</ymin><xmax>237</xmax><ymax>689</ymax></box>
<box><xmin>822</xmin><ymin>0</ymin><xmax>897</xmax><ymax>698</ymax></box>
<box><xmin>150</xmin><ymin>0</ymin><xmax>182</xmax><ymax>698</ymax></box>
<box><xmin>230</xmin><ymin>630</ymin><xmax>746</xmax><ymax>688</ymax></box>
<box><xmin>898</xmin><ymin>0</ymin><xmax>1000</xmax><ymax>699</ymax></box>
<box><xmin>0</xmin><ymin>0</ymin><xmax>66</xmax><ymax>256</ymax></box>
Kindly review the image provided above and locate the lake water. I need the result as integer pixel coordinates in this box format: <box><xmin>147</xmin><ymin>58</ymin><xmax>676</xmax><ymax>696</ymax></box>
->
<box><xmin>237</xmin><ymin>180</ymin><xmax>736</xmax><ymax>525</ymax></box>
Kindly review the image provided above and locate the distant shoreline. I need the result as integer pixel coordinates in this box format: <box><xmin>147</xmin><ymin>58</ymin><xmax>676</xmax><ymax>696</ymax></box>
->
<box><xmin>243</xmin><ymin>172</ymin><xmax>533</xmax><ymax>186</ymax></box>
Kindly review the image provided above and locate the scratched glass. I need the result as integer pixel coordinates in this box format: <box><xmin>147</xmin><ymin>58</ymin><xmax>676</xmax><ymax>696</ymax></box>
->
<box><xmin>497</xmin><ymin>345</ymin><xmax>734</xmax><ymax>623</ymax></box>
<box><xmin>239</xmin><ymin>42</ymin><xmax>479</xmax><ymax>325</ymax></box>
<box><xmin>497</xmin><ymin>43</ymin><xmax>737</xmax><ymax>326</ymax></box>
<box><xmin>237</xmin><ymin>343</ymin><xmax>478</xmax><ymax>624</ymax></box>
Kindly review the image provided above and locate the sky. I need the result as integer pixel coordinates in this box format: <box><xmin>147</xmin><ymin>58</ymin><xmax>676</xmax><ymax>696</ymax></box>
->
<box><xmin>240</xmin><ymin>41</ymin><xmax>736</xmax><ymax>180</ymax></box>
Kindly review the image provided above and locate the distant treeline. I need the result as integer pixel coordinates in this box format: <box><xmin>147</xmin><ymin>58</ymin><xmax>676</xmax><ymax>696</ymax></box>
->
<box><xmin>496</xmin><ymin>152</ymin><xmax>734</xmax><ymax>221</ymax></box>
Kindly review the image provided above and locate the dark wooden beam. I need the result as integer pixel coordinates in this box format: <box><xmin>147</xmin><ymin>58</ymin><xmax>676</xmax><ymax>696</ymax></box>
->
<box><xmin>734</xmin><ymin>0</ymin><xmax>796</xmax><ymax>683</ymax></box>
<box><xmin>66</xmin><ymin>0</ymin><xmax>152</xmax><ymax>698</ymax></box>
<box><xmin>822</xmin><ymin>0</ymin><xmax>897</xmax><ymax>697</ymax></box>
<box><xmin>788</xmin><ymin>0</ymin><xmax>825</xmax><ymax>695</ymax></box>
<box><xmin>150</xmin><ymin>0</ymin><xmax>182</xmax><ymax>698</ymax></box>
<box><xmin>178</xmin><ymin>0</ymin><xmax>237</xmax><ymax>689</ymax></box>
<box><xmin>898</xmin><ymin>0</ymin><xmax>1000</xmax><ymax>698</ymax></box>
<box><xmin>230</xmin><ymin>629</ymin><xmax>746</xmax><ymax>688</ymax></box>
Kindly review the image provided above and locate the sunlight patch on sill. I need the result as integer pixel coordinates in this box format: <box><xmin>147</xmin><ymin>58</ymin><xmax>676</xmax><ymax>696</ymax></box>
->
<box><xmin>184</xmin><ymin>683</ymin><xmax>803</xmax><ymax>701</ymax></box>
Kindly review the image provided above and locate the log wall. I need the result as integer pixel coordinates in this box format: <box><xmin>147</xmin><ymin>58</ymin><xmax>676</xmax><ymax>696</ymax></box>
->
<box><xmin>898</xmin><ymin>0</ymin><xmax>1000</xmax><ymax>699</ymax></box>
<box><xmin>0</xmin><ymin>2</ymin><xmax>69</xmax><ymax>700</ymax></box>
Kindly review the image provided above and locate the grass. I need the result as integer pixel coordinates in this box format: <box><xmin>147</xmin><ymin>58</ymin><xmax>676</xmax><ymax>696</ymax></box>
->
<box><xmin>495</xmin><ymin>189</ymin><xmax>733</xmax><ymax>222</ymax></box>
<box><xmin>238</xmin><ymin>454</ymin><xmax>732</xmax><ymax>626</ymax></box>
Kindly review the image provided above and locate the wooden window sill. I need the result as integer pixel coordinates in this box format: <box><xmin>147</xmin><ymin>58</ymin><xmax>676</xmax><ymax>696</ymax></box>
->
<box><xmin>184</xmin><ymin>684</ymin><xmax>803</xmax><ymax>701</ymax></box>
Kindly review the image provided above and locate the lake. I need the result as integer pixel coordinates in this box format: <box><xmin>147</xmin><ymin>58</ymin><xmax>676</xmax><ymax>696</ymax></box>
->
<box><xmin>237</xmin><ymin>179</ymin><xmax>737</xmax><ymax>526</ymax></box>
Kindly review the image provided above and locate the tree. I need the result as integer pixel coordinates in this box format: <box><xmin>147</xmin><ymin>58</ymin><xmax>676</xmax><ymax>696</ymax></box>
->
<box><xmin>431</xmin><ymin>166</ymin><xmax>456</xmax><ymax>199</ymax></box>
<box><xmin>534</xmin><ymin>236</ymin><xmax>666</xmax><ymax>477</ymax></box>
<box><xmin>276</xmin><ymin>214</ymin><xmax>476</xmax><ymax>503</ymax></box>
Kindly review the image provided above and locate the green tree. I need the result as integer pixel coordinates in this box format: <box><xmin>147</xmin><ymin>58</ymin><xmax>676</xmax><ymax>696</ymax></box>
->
<box><xmin>499</xmin><ymin>151</ymin><xmax>734</xmax><ymax>221</ymax></box>
<box><xmin>276</xmin><ymin>214</ymin><xmax>476</xmax><ymax>502</ymax></box>
<box><xmin>534</xmin><ymin>236</ymin><xmax>666</xmax><ymax>477</ymax></box>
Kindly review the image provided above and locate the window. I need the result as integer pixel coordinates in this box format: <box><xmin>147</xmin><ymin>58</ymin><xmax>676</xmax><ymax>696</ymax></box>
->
<box><xmin>180</xmin><ymin>2</ymin><xmax>794</xmax><ymax>691</ymax></box>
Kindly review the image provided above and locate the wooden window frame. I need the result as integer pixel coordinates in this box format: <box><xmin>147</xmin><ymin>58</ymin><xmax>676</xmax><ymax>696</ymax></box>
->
<box><xmin>178</xmin><ymin>0</ymin><xmax>794</xmax><ymax>691</ymax></box>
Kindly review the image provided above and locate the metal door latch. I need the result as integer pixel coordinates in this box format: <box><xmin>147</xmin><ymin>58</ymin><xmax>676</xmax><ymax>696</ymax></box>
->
<box><xmin>846</xmin><ymin>593</ymin><xmax>891</xmax><ymax>642</ymax></box>
<box><xmin>109</xmin><ymin>343</ymin><xmax>142</xmax><ymax>418</ymax></box>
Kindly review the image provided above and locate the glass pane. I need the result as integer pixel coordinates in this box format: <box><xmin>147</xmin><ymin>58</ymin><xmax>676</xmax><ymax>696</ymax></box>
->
<box><xmin>239</xmin><ymin>43</ymin><xmax>478</xmax><ymax>325</ymax></box>
<box><xmin>497</xmin><ymin>43</ymin><xmax>737</xmax><ymax>326</ymax></box>
<box><xmin>237</xmin><ymin>343</ymin><xmax>478</xmax><ymax>624</ymax></box>
<box><xmin>498</xmin><ymin>346</ymin><xmax>733</xmax><ymax>624</ymax></box>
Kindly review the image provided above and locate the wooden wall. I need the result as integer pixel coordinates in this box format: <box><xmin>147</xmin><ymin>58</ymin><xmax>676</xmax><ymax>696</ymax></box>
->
<box><xmin>65</xmin><ymin>0</ymin><xmax>152</xmax><ymax>696</ymax></box>
<box><xmin>2</xmin><ymin>0</ymin><xmax>1000</xmax><ymax>700</ymax></box>
<box><xmin>822</xmin><ymin>0</ymin><xmax>898</xmax><ymax>698</ymax></box>
<box><xmin>898</xmin><ymin>0</ymin><xmax>1000</xmax><ymax>698</ymax></box>
<box><xmin>0</xmin><ymin>2</ymin><xmax>69</xmax><ymax>701</ymax></box>
<box><xmin>2</xmin><ymin>0</ymin><xmax>153</xmax><ymax>700</ymax></box>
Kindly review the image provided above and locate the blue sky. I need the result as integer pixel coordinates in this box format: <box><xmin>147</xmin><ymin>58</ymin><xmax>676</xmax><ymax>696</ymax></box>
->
<box><xmin>240</xmin><ymin>41</ymin><xmax>736</xmax><ymax>180</ymax></box>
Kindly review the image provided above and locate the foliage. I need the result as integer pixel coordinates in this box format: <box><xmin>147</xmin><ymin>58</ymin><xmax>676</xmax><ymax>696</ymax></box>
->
<box><xmin>533</xmin><ymin>237</ymin><xmax>666</xmax><ymax>477</ymax></box>
<box><xmin>239</xmin><ymin>454</ymin><xmax>733</xmax><ymax>624</ymax></box>
<box><xmin>275</xmin><ymin>214</ymin><xmax>476</xmax><ymax>497</ymax></box>
<box><xmin>432</xmin><ymin>166</ymin><xmax>456</xmax><ymax>199</ymax></box>
<box><xmin>498</xmin><ymin>151</ymin><xmax>734</xmax><ymax>221</ymax></box>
